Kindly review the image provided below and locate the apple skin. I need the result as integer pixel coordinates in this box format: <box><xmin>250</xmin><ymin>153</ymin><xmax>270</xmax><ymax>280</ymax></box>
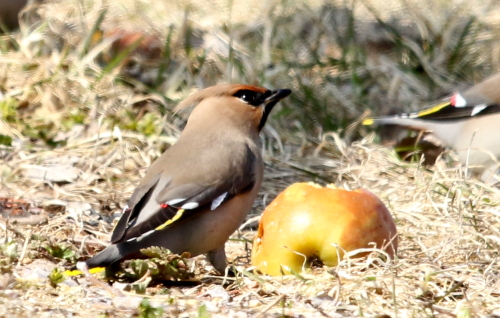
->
<box><xmin>251</xmin><ymin>183</ymin><xmax>398</xmax><ymax>275</ymax></box>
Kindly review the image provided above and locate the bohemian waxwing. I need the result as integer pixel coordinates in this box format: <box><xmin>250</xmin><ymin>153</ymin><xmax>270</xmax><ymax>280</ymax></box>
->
<box><xmin>363</xmin><ymin>72</ymin><xmax>500</xmax><ymax>183</ymax></box>
<box><xmin>79</xmin><ymin>84</ymin><xmax>292</xmax><ymax>274</ymax></box>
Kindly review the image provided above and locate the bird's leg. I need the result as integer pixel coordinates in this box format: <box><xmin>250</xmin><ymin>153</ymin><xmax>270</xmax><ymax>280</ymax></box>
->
<box><xmin>207</xmin><ymin>246</ymin><xmax>228</xmax><ymax>274</ymax></box>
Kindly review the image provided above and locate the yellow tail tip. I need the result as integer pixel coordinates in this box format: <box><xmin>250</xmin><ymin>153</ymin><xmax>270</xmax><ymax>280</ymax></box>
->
<box><xmin>89</xmin><ymin>267</ymin><xmax>106</xmax><ymax>274</ymax></box>
<box><xmin>362</xmin><ymin>118</ymin><xmax>374</xmax><ymax>126</ymax></box>
<box><xmin>63</xmin><ymin>267</ymin><xmax>106</xmax><ymax>276</ymax></box>
<box><xmin>64</xmin><ymin>269</ymin><xmax>82</xmax><ymax>276</ymax></box>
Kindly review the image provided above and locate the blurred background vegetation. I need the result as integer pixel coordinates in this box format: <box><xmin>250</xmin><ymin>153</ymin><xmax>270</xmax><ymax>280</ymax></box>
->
<box><xmin>2</xmin><ymin>3</ymin><xmax>500</xmax><ymax>315</ymax></box>
<box><xmin>1</xmin><ymin>0</ymin><xmax>500</xmax><ymax>151</ymax></box>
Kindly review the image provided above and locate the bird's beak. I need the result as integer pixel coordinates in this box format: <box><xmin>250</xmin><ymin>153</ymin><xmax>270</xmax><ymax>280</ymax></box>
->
<box><xmin>259</xmin><ymin>89</ymin><xmax>292</xmax><ymax>131</ymax></box>
<box><xmin>264</xmin><ymin>89</ymin><xmax>292</xmax><ymax>109</ymax></box>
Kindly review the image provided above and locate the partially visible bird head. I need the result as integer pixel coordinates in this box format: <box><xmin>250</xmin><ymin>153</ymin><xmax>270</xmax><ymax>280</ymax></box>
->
<box><xmin>175</xmin><ymin>84</ymin><xmax>292</xmax><ymax>132</ymax></box>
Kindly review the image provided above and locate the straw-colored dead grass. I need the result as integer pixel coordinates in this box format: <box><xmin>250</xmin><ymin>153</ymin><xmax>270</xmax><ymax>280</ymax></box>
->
<box><xmin>2</xmin><ymin>0</ymin><xmax>500</xmax><ymax>317</ymax></box>
<box><xmin>2</xmin><ymin>133</ymin><xmax>500</xmax><ymax>317</ymax></box>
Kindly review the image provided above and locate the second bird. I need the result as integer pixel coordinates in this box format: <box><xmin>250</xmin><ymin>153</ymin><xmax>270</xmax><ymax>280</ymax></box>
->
<box><xmin>82</xmin><ymin>84</ymin><xmax>291</xmax><ymax>273</ymax></box>
<box><xmin>364</xmin><ymin>73</ymin><xmax>500</xmax><ymax>183</ymax></box>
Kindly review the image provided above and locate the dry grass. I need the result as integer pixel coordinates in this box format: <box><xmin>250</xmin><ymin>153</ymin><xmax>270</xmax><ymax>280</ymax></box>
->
<box><xmin>2</xmin><ymin>0</ymin><xmax>500</xmax><ymax>317</ymax></box>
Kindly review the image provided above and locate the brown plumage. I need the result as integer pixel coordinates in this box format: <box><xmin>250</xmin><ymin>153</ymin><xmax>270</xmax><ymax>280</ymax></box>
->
<box><xmin>81</xmin><ymin>84</ymin><xmax>291</xmax><ymax>273</ymax></box>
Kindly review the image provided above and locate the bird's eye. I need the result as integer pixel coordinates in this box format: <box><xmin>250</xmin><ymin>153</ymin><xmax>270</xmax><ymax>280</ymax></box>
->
<box><xmin>234</xmin><ymin>90</ymin><xmax>263</xmax><ymax>106</ymax></box>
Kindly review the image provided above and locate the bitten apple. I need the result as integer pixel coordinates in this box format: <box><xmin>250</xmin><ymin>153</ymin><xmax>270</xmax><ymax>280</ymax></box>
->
<box><xmin>251</xmin><ymin>183</ymin><xmax>398</xmax><ymax>275</ymax></box>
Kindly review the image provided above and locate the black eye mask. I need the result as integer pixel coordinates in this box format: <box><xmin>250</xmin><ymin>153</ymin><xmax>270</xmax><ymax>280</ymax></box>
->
<box><xmin>233</xmin><ymin>89</ymin><xmax>272</xmax><ymax>106</ymax></box>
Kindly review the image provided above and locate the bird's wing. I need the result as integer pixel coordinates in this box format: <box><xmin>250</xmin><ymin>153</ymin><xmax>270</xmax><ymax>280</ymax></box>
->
<box><xmin>363</xmin><ymin>95</ymin><xmax>500</xmax><ymax>127</ymax></box>
<box><xmin>413</xmin><ymin>99</ymin><xmax>500</xmax><ymax>121</ymax></box>
<box><xmin>111</xmin><ymin>143</ymin><xmax>258</xmax><ymax>243</ymax></box>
